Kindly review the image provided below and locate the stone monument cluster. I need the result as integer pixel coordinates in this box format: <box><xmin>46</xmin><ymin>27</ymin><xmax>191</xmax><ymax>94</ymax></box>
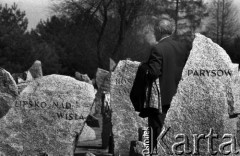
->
<box><xmin>1</xmin><ymin>34</ymin><xmax>240</xmax><ymax>156</ymax></box>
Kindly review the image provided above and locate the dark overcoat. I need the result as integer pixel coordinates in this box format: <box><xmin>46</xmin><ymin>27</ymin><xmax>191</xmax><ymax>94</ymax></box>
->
<box><xmin>148</xmin><ymin>36</ymin><xmax>190</xmax><ymax>107</ymax></box>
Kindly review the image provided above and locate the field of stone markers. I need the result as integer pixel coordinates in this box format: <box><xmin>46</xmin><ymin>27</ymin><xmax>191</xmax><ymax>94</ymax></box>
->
<box><xmin>1</xmin><ymin>34</ymin><xmax>240</xmax><ymax>156</ymax></box>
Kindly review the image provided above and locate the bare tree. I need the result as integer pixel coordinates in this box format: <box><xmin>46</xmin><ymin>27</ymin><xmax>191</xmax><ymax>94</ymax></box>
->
<box><xmin>154</xmin><ymin>0</ymin><xmax>207</xmax><ymax>37</ymax></box>
<box><xmin>50</xmin><ymin>0</ymin><xmax>149</xmax><ymax>67</ymax></box>
<box><xmin>206</xmin><ymin>0</ymin><xmax>239</xmax><ymax>46</ymax></box>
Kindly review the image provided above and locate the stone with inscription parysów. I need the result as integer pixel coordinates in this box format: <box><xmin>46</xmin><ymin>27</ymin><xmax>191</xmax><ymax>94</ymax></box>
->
<box><xmin>0</xmin><ymin>74</ymin><xmax>95</xmax><ymax>156</ymax></box>
<box><xmin>110</xmin><ymin>60</ymin><xmax>148</xmax><ymax>156</ymax></box>
<box><xmin>157</xmin><ymin>34</ymin><xmax>239</xmax><ymax>156</ymax></box>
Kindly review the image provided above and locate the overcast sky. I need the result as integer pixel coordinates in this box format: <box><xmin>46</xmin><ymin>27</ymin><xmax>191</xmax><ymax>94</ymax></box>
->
<box><xmin>1</xmin><ymin>0</ymin><xmax>51</xmax><ymax>30</ymax></box>
<box><xmin>1</xmin><ymin>0</ymin><xmax>240</xmax><ymax>31</ymax></box>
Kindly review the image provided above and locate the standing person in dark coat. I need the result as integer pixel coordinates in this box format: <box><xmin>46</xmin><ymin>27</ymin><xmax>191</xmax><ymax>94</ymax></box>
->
<box><xmin>147</xmin><ymin>17</ymin><xmax>190</xmax><ymax>153</ymax></box>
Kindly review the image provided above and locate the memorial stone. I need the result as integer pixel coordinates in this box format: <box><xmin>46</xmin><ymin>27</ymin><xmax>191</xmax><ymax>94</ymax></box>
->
<box><xmin>75</xmin><ymin>72</ymin><xmax>92</xmax><ymax>85</ymax></box>
<box><xmin>110</xmin><ymin>60</ymin><xmax>148</xmax><ymax>156</ymax></box>
<box><xmin>25</xmin><ymin>70</ymin><xmax>34</xmax><ymax>81</ymax></box>
<box><xmin>110</xmin><ymin>58</ymin><xmax>116</xmax><ymax>71</ymax></box>
<box><xmin>78</xmin><ymin>125</ymin><xmax>96</xmax><ymax>142</ymax></box>
<box><xmin>29</xmin><ymin>60</ymin><xmax>43</xmax><ymax>79</ymax></box>
<box><xmin>157</xmin><ymin>34</ymin><xmax>239</xmax><ymax>155</ymax></box>
<box><xmin>231</xmin><ymin>72</ymin><xmax>240</xmax><ymax>114</ymax></box>
<box><xmin>0</xmin><ymin>68</ymin><xmax>18</xmax><ymax>118</ymax></box>
<box><xmin>17</xmin><ymin>82</ymin><xmax>29</xmax><ymax>94</ymax></box>
<box><xmin>0</xmin><ymin>74</ymin><xmax>95</xmax><ymax>156</ymax></box>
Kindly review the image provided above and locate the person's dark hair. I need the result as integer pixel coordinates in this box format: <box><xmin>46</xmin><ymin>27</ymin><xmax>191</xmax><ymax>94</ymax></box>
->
<box><xmin>154</xmin><ymin>17</ymin><xmax>175</xmax><ymax>41</ymax></box>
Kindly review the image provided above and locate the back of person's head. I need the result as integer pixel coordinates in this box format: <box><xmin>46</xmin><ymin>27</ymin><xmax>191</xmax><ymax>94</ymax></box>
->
<box><xmin>154</xmin><ymin>16</ymin><xmax>175</xmax><ymax>41</ymax></box>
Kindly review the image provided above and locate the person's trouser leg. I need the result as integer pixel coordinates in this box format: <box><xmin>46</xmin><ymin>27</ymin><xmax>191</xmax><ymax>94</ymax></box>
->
<box><xmin>148</xmin><ymin>106</ymin><xmax>169</xmax><ymax>154</ymax></box>
<box><xmin>148</xmin><ymin>114</ymin><xmax>164</xmax><ymax>154</ymax></box>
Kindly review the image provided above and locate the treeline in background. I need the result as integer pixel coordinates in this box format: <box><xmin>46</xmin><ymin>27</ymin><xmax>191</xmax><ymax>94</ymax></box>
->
<box><xmin>0</xmin><ymin>0</ymin><xmax>239</xmax><ymax>78</ymax></box>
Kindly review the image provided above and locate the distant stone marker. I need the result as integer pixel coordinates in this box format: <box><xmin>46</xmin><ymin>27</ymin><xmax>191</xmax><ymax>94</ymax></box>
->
<box><xmin>29</xmin><ymin>60</ymin><xmax>43</xmax><ymax>79</ymax></box>
<box><xmin>232</xmin><ymin>72</ymin><xmax>240</xmax><ymax>114</ymax></box>
<box><xmin>110</xmin><ymin>60</ymin><xmax>148</xmax><ymax>156</ymax></box>
<box><xmin>78</xmin><ymin>125</ymin><xmax>96</xmax><ymax>142</ymax></box>
<box><xmin>110</xmin><ymin>58</ymin><xmax>117</xmax><ymax>71</ymax></box>
<box><xmin>157</xmin><ymin>34</ymin><xmax>239</xmax><ymax>155</ymax></box>
<box><xmin>95</xmin><ymin>68</ymin><xmax>109</xmax><ymax>89</ymax></box>
<box><xmin>0</xmin><ymin>74</ymin><xmax>95</xmax><ymax>156</ymax></box>
<box><xmin>0</xmin><ymin>68</ymin><xmax>18</xmax><ymax>118</ymax></box>
<box><xmin>75</xmin><ymin>72</ymin><xmax>92</xmax><ymax>85</ymax></box>
<box><xmin>25</xmin><ymin>70</ymin><xmax>34</xmax><ymax>81</ymax></box>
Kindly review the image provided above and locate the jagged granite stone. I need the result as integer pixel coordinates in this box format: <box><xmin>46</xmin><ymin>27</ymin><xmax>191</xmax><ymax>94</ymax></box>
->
<box><xmin>78</xmin><ymin>125</ymin><xmax>96</xmax><ymax>142</ymax></box>
<box><xmin>232</xmin><ymin>71</ymin><xmax>240</xmax><ymax>114</ymax></box>
<box><xmin>110</xmin><ymin>58</ymin><xmax>117</xmax><ymax>71</ymax></box>
<box><xmin>96</xmin><ymin>68</ymin><xmax>109</xmax><ymax>89</ymax></box>
<box><xmin>17</xmin><ymin>82</ymin><xmax>30</xmax><ymax>94</ymax></box>
<box><xmin>25</xmin><ymin>70</ymin><xmax>34</xmax><ymax>81</ymax></box>
<box><xmin>29</xmin><ymin>60</ymin><xmax>43</xmax><ymax>79</ymax></box>
<box><xmin>157</xmin><ymin>34</ymin><xmax>239</xmax><ymax>156</ymax></box>
<box><xmin>0</xmin><ymin>68</ymin><xmax>18</xmax><ymax>118</ymax></box>
<box><xmin>232</xmin><ymin>70</ymin><xmax>240</xmax><ymax>148</ymax></box>
<box><xmin>110</xmin><ymin>60</ymin><xmax>148</xmax><ymax>156</ymax></box>
<box><xmin>75</xmin><ymin>72</ymin><xmax>92</xmax><ymax>85</ymax></box>
<box><xmin>0</xmin><ymin>74</ymin><xmax>95</xmax><ymax>156</ymax></box>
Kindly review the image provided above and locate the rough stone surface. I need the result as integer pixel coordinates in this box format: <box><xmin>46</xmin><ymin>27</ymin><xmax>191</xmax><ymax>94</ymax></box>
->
<box><xmin>157</xmin><ymin>34</ymin><xmax>239</xmax><ymax>155</ymax></box>
<box><xmin>78</xmin><ymin>125</ymin><xmax>96</xmax><ymax>142</ymax></box>
<box><xmin>0</xmin><ymin>68</ymin><xmax>18</xmax><ymax>118</ymax></box>
<box><xmin>29</xmin><ymin>60</ymin><xmax>43</xmax><ymax>79</ymax></box>
<box><xmin>0</xmin><ymin>74</ymin><xmax>95</xmax><ymax>156</ymax></box>
<box><xmin>17</xmin><ymin>82</ymin><xmax>30</xmax><ymax>94</ymax></box>
<box><xmin>96</xmin><ymin>68</ymin><xmax>109</xmax><ymax>89</ymax></box>
<box><xmin>75</xmin><ymin>72</ymin><xmax>92</xmax><ymax>85</ymax></box>
<box><xmin>25</xmin><ymin>70</ymin><xmax>34</xmax><ymax>81</ymax></box>
<box><xmin>110</xmin><ymin>58</ymin><xmax>116</xmax><ymax>71</ymax></box>
<box><xmin>110</xmin><ymin>60</ymin><xmax>148</xmax><ymax>156</ymax></box>
<box><xmin>232</xmin><ymin>71</ymin><xmax>240</xmax><ymax>114</ymax></box>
